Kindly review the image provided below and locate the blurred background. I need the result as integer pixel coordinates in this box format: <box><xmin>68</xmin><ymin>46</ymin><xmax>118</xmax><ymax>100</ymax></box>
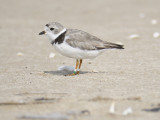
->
<box><xmin>0</xmin><ymin>0</ymin><xmax>160</xmax><ymax>62</ymax></box>
<box><xmin>0</xmin><ymin>0</ymin><xmax>160</xmax><ymax>120</ymax></box>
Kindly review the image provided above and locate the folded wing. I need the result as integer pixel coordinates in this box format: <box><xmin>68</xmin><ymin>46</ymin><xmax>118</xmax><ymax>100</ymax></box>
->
<box><xmin>66</xmin><ymin>29</ymin><xmax>124</xmax><ymax>50</ymax></box>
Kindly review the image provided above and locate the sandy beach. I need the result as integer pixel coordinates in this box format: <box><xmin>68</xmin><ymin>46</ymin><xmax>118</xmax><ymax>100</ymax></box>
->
<box><xmin>0</xmin><ymin>0</ymin><xmax>160</xmax><ymax>119</ymax></box>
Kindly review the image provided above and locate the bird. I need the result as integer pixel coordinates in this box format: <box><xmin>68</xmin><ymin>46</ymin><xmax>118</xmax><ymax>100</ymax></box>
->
<box><xmin>39</xmin><ymin>22</ymin><xmax>124</xmax><ymax>76</ymax></box>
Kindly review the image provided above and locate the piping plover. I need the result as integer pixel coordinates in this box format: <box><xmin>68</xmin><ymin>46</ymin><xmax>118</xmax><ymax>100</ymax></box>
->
<box><xmin>39</xmin><ymin>22</ymin><xmax>124</xmax><ymax>76</ymax></box>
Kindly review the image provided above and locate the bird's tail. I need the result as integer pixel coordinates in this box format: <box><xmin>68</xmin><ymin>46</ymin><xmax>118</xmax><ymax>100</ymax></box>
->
<box><xmin>95</xmin><ymin>42</ymin><xmax>124</xmax><ymax>50</ymax></box>
<box><xmin>103</xmin><ymin>42</ymin><xmax>124</xmax><ymax>49</ymax></box>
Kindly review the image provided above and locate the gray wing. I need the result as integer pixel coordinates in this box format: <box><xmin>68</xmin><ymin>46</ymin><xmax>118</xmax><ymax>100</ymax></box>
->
<box><xmin>65</xmin><ymin>29</ymin><xmax>124</xmax><ymax>50</ymax></box>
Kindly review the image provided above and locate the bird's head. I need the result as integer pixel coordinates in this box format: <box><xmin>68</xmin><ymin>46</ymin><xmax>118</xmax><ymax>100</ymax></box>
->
<box><xmin>39</xmin><ymin>22</ymin><xmax>66</xmax><ymax>40</ymax></box>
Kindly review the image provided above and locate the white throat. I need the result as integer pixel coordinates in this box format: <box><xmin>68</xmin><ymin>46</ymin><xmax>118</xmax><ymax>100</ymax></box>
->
<box><xmin>47</xmin><ymin>28</ymin><xmax>66</xmax><ymax>41</ymax></box>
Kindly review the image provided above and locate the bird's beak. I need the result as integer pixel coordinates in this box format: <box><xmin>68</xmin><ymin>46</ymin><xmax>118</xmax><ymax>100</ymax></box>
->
<box><xmin>39</xmin><ymin>31</ymin><xmax>46</xmax><ymax>35</ymax></box>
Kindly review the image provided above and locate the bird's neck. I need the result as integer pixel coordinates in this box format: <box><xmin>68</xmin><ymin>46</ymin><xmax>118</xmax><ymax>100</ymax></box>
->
<box><xmin>50</xmin><ymin>29</ymin><xmax>67</xmax><ymax>45</ymax></box>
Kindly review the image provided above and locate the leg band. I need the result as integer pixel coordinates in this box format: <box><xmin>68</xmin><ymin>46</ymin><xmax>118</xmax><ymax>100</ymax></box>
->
<box><xmin>73</xmin><ymin>71</ymin><xmax>77</xmax><ymax>74</ymax></box>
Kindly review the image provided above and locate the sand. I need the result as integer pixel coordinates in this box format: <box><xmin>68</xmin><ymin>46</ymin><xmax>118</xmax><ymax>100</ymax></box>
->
<box><xmin>0</xmin><ymin>0</ymin><xmax>160</xmax><ymax>120</ymax></box>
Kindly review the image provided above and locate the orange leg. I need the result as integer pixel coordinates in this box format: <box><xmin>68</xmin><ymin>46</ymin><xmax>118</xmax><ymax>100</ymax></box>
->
<box><xmin>76</xmin><ymin>59</ymin><xmax>82</xmax><ymax>74</ymax></box>
<box><xmin>67</xmin><ymin>59</ymin><xmax>79</xmax><ymax>76</ymax></box>
<box><xmin>79</xmin><ymin>59</ymin><xmax>82</xmax><ymax>69</ymax></box>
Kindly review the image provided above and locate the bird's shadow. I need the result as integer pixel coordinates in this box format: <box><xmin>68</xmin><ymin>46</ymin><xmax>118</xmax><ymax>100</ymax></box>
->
<box><xmin>44</xmin><ymin>70</ymin><xmax>106</xmax><ymax>76</ymax></box>
<box><xmin>44</xmin><ymin>70</ymin><xmax>89</xmax><ymax>76</ymax></box>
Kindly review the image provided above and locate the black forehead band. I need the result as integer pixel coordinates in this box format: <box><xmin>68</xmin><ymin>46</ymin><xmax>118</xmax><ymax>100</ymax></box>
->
<box><xmin>46</xmin><ymin>24</ymin><xmax>49</xmax><ymax>27</ymax></box>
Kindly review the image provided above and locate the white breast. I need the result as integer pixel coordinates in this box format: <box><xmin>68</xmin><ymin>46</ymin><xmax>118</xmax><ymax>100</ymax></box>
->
<box><xmin>53</xmin><ymin>40</ymin><xmax>104</xmax><ymax>59</ymax></box>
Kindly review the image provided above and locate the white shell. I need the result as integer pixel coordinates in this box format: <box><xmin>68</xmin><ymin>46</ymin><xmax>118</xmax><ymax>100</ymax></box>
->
<box><xmin>109</xmin><ymin>102</ymin><xmax>115</xmax><ymax>114</ymax></box>
<box><xmin>139</xmin><ymin>13</ymin><xmax>145</xmax><ymax>18</ymax></box>
<box><xmin>122</xmin><ymin>107</ymin><xmax>133</xmax><ymax>116</ymax></box>
<box><xmin>92</xmin><ymin>69</ymin><xmax>99</xmax><ymax>73</ymax></box>
<box><xmin>49</xmin><ymin>53</ymin><xmax>55</xmax><ymax>58</ymax></box>
<box><xmin>129</xmin><ymin>34</ymin><xmax>140</xmax><ymax>39</ymax></box>
<box><xmin>151</xmin><ymin>19</ymin><xmax>158</xmax><ymax>25</ymax></box>
<box><xmin>153</xmin><ymin>32</ymin><xmax>160</xmax><ymax>38</ymax></box>
<box><xmin>17</xmin><ymin>52</ymin><xmax>24</xmax><ymax>56</ymax></box>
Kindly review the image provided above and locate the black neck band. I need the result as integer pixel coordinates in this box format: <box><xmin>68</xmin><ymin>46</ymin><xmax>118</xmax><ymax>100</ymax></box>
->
<box><xmin>51</xmin><ymin>31</ymin><xmax>67</xmax><ymax>45</ymax></box>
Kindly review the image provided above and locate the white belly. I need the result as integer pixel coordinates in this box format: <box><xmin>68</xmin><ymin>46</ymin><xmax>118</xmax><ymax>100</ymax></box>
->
<box><xmin>53</xmin><ymin>42</ymin><xmax>104</xmax><ymax>59</ymax></box>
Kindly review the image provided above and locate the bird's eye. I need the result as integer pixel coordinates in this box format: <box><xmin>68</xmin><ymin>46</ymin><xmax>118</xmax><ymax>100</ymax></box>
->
<box><xmin>50</xmin><ymin>28</ymin><xmax>54</xmax><ymax>31</ymax></box>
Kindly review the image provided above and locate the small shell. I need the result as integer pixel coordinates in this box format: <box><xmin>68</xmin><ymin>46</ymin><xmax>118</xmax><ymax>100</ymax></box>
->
<box><xmin>17</xmin><ymin>52</ymin><xmax>24</xmax><ymax>56</ymax></box>
<box><xmin>153</xmin><ymin>32</ymin><xmax>160</xmax><ymax>38</ymax></box>
<box><xmin>122</xmin><ymin>107</ymin><xmax>133</xmax><ymax>116</ymax></box>
<box><xmin>151</xmin><ymin>19</ymin><xmax>158</xmax><ymax>25</ymax></box>
<box><xmin>129</xmin><ymin>34</ymin><xmax>140</xmax><ymax>39</ymax></box>
<box><xmin>139</xmin><ymin>13</ymin><xmax>145</xmax><ymax>18</ymax></box>
<box><xmin>109</xmin><ymin>102</ymin><xmax>115</xmax><ymax>114</ymax></box>
<box><xmin>92</xmin><ymin>69</ymin><xmax>99</xmax><ymax>73</ymax></box>
<box><xmin>49</xmin><ymin>53</ymin><xmax>55</xmax><ymax>58</ymax></box>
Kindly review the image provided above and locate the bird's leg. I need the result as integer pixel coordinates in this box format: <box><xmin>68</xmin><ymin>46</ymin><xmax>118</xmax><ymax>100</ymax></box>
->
<box><xmin>74</xmin><ymin>59</ymin><xmax>79</xmax><ymax>74</ymax></box>
<box><xmin>76</xmin><ymin>59</ymin><xmax>82</xmax><ymax>74</ymax></box>
<box><xmin>67</xmin><ymin>59</ymin><xmax>79</xmax><ymax>76</ymax></box>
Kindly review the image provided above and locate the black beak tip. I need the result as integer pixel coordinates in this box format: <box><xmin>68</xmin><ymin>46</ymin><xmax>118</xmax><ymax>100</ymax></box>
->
<box><xmin>39</xmin><ymin>31</ymin><xmax>45</xmax><ymax>35</ymax></box>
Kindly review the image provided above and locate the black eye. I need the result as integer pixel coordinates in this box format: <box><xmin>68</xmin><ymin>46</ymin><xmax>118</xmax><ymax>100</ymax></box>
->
<box><xmin>50</xmin><ymin>28</ymin><xmax>54</xmax><ymax>31</ymax></box>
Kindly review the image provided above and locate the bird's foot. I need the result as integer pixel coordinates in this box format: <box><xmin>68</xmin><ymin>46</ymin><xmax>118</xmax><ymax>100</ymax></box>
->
<box><xmin>65</xmin><ymin>71</ymin><xmax>80</xmax><ymax>76</ymax></box>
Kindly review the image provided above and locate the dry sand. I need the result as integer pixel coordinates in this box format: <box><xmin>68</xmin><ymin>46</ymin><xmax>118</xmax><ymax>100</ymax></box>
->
<box><xmin>0</xmin><ymin>0</ymin><xmax>160</xmax><ymax>120</ymax></box>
